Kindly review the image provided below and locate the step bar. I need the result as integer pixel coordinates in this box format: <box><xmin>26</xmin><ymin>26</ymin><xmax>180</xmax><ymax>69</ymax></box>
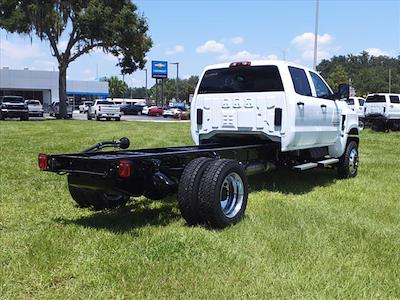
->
<box><xmin>293</xmin><ymin>158</ymin><xmax>339</xmax><ymax>172</ymax></box>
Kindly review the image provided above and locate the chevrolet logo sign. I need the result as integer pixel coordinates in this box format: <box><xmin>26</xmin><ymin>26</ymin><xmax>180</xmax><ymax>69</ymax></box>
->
<box><xmin>154</xmin><ymin>63</ymin><xmax>165</xmax><ymax>69</ymax></box>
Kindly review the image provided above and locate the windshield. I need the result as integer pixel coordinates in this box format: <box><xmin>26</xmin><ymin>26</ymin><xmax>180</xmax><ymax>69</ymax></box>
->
<box><xmin>198</xmin><ymin>66</ymin><xmax>284</xmax><ymax>94</ymax></box>
<box><xmin>2</xmin><ymin>97</ymin><xmax>24</xmax><ymax>103</ymax></box>
<box><xmin>96</xmin><ymin>101</ymin><xmax>114</xmax><ymax>105</ymax></box>
<box><xmin>366</xmin><ymin>95</ymin><xmax>386</xmax><ymax>103</ymax></box>
<box><xmin>27</xmin><ymin>100</ymin><xmax>41</xmax><ymax>105</ymax></box>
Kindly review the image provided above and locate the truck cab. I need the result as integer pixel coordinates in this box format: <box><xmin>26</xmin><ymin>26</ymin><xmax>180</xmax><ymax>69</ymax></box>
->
<box><xmin>191</xmin><ymin>60</ymin><xmax>358</xmax><ymax>158</ymax></box>
<box><xmin>364</xmin><ymin>93</ymin><xmax>400</xmax><ymax>131</ymax></box>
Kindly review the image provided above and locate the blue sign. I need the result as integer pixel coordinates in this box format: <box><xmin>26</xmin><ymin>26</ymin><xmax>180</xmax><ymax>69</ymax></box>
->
<box><xmin>152</xmin><ymin>60</ymin><xmax>168</xmax><ymax>79</ymax></box>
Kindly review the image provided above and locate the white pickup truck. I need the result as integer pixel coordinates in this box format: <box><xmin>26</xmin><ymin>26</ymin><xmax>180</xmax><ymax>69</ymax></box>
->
<box><xmin>87</xmin><ymin>100</ymin><xmax>121</xmax><ymax>121</ymax></box>
<box><xmin>40</xmin><ymin>60</ymin><xmax>360</xmax><ymax>229</ymax></box>
<box><xmin>364</xmin><ymin>93</ymin><xmax>400</xmax><ymax>131</ymax></box>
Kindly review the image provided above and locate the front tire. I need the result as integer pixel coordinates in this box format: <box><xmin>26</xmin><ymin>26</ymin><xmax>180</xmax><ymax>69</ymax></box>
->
<box><xmin>337</xmin><ymin>141</ymin><xmax>359</xmax><ymax>179</ymax></box>
<box><xmin>177</xmin><ymin>157</ymin><xmax>214</xmax><ymax>226</ymax></box>
<box><xmin>198</xmin><ymin>159</ymin><xmax>248</xmax><ymax>228</ymax></box>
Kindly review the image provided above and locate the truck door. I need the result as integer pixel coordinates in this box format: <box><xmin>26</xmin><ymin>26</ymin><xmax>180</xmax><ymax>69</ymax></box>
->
<box><xmin>309</xmin><ymin>71</ymin><xmax>340</xmax><ymax>145</ymax></box>
<box><xmin>287</xmin><ymin>66</ymin><xmax>322</xmax><ymax>148</ymax></box>
<box><xmin>389</xmin><ymin>95</ymin><xmax>400</xmax><ymax>119</ymax></box>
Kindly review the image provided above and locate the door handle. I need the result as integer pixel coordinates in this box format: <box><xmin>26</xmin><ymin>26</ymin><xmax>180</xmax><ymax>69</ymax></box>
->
<box><xmin>297</xmin><ymin>102</ymin><xmax>304</xmax><ymax>106</ymax></box>
<box><xmin>321</xmin><ymin>104</ymin><xmax>327</xmax><ymax>109</ymax></box>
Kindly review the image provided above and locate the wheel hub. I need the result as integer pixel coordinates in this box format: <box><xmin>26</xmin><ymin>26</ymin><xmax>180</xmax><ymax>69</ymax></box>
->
<box><xmin>220</xmin><ymin>172</ymin><xmax>244</xmax><ymax>218</ymax></box>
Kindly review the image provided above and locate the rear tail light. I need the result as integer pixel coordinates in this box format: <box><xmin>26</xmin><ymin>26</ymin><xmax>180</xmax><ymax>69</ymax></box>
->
<box><xmin>118</xmin><ymin>160</ymin><xmax>131</xmax><ymax>178</ymax></box>
<box><xmin>230</xmin><ymin>61</ymin><xmax>251</xmax><ymax>67</ymax></box>
<box><xmin>98</xmin><ymin>106</ymin><xmax>101</xmax><ymax>111</ymax></box>
<box><xmin>38</xmin><ymin>153</ymin><xmax>48</xmax><ymax>170</ymax></box>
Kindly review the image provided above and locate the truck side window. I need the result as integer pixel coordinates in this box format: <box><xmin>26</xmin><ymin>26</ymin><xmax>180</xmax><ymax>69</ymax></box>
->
<box><xmin>389</xmin><ymin>95</ymin><xmax>400</xmax><ymax>104</ymax></box>
<box><xmin>310</xmin><ymin>71</ymin><xmax>333</xmax><ymax>99</ymax></box>
<box><xmin>288</xmin><ymin>67</ymin><xmax>312</xmax><ymax>97</ymax></box>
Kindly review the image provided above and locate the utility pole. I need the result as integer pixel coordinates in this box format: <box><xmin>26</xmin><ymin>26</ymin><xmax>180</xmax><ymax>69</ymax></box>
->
<box><xmin>171</xmin><ymin>62</ymin><xmax>179</xmax><ymax>101</ymax></box>
<box><xmin>313</xmin><ymin>0</ymin><xmax>320</xmax><ymax>70</ymax></box>
<box><xmin>389</xmin><ymin>69</ymin><xmax>392</xmax><ymax>93</ymax></box>
<box><xmin>143</xmin><ymin>68</ymin><xmax>148</xmax><ymax>103</ymax></box>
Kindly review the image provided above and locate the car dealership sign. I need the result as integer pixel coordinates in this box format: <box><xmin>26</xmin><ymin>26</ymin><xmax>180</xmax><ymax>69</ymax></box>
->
<box><xmin>152</xmin><ymin>61</ymin><xmax>168</xmax><ymax>79</ymax></box>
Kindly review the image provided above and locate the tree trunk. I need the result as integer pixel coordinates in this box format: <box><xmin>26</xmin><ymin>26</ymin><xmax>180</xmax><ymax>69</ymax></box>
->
<box><xmin>58</xmin><ymin>64</ymin><xmax>68</xmax><ymax>119</ymax></box>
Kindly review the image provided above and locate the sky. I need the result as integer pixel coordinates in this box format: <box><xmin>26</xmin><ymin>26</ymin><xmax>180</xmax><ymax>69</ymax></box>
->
<box><xmin>0</xmin><ymin>0</ymin><xmax>399</xmax><ymax>88</ymax></box>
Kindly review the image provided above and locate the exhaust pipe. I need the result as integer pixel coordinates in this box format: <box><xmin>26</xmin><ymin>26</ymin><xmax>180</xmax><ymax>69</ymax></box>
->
<box><xmin>244</xmin><ymin>161</ymin><xmax>276</xmax><ymax>176</ymax></box>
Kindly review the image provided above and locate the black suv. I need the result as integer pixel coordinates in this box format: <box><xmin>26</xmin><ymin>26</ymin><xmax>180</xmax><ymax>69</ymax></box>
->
<box><xmin>0</xmin><ymin>96</ymin><xmax>29</xmax><ymax>120</ymax></box>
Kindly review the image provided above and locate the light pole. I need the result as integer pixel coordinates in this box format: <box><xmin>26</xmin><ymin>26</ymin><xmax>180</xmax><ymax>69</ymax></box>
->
<box><xmin>171</xmin><ymin>62</ymin><xmax>179</xmax><ymax>101</ymax></box>
<box><xmin>313</xmin><ymin>0</ymin><xmax>320</xmax><ymax>70</ymax></box>
<box><xmin>143</xmin><ymin>68</ymin><xmax>148</xmax><ymax>102</ymax></box>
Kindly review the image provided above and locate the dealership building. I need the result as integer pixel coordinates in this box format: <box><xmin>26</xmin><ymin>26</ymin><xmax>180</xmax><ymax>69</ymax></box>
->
<box><xmin>0</xmin><ymin>67</ymin><xmax>109</xmax><ymax>108</ymax></box>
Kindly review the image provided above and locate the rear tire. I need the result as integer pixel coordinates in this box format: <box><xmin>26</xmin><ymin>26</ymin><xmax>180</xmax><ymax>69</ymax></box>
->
<box><xmin>87</xmin><ymin>114</ymin><xmax>92</xmax><ymax>120</ymax></box>
<box><xmin>68</xmin><ymin>183</ymin><xmax>129</xmax><ymax>210</ymax></box>
<box><xmin>115</xmin><ymin>117</ymin><xmax>121</xmax><ymax>121</ymax></box>
<box><xmin>198</xmin><ymin>159</ymin><xmax>248</xmax><ymax>228</ymax></box>
<box><xmin>337</xmin><ymin>141</ymin><xmax>359</xmax><ymax>179</ymax></box>
<box><xmin>177</xmin><ymin>157</ymin><xmax>214</xmax><ymax>226</ymax></box>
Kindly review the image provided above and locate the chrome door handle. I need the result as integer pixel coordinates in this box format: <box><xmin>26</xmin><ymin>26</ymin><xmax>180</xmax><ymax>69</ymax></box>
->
<box><xmin>297</xmin><ymin>102</ymin><xmax>304</xmax><ymax>106</ymax></box>
<box><xmin>321</xmin><ymin>104</ymin><xmax>327</xmax><ymax>109</ymax></box>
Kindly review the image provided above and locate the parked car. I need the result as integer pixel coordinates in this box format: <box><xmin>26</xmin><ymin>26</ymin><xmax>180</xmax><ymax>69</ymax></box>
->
<box><xmin>346</xmin><ymin>97</ymin><xmax>365</xmax><ymax>128</ymax></box>
<box><xmin>49</xmin><ymin>101</ymin><xmax>73</xmax><ymax>119</ymax></box>
<box><xmin>120</xmin><ymin>103</ymin><xmax>145</xmax><ymax>115</ymax></box>
<box><xmin>173</xmin><ymin>110</ymin><xmax>190</xmax><ymax>120</ymax></box>
<box><xmin>162</xmin><ymin>107</ymin><xmax>182</xmax><ymax>118</ymax></box>
<box><xmin>87</xmin><ymin>100</ymin><xmax>121</xmax><ymax>121</ymax></box>
<box><xmin>79</xmin><ymin>101</ymin><xmax>93</xmax><ymax>113</ymax></box>
<box><xmin>364</xmin><ymin>93</ymin><xmax>400</xmax><ymax>131</ymax></box>
<box><xmin>142</xmin><ymin>105</ymin><xmax>155</xmax><ymax>115</ymax></box>
<box><xmin>148</xmin><ymin>106</ymin><xmax>164</xmax><ymax>116</ymax></box>
<box><xmin>25</xmin><ymin>99</ymin><xmax>44</xmax><ymax>118</ymax></box>
<box><xmin>0</xmin><ymin>96</ymin><xmax>29</xmax><ymax>120</ymax></box>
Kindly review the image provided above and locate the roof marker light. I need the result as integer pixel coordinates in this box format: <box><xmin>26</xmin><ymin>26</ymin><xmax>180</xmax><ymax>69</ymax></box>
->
<box><xmin>230</xmin><ymin>61</ymin><xmax>251</xmax><ymax>68</ymax></box>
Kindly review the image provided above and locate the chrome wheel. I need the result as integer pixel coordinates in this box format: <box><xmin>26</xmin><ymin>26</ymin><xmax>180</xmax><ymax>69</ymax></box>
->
<box><xmin>348</xmin><ymin>148</ymin><xmax>359</xmax><ymax>175</ymax></box>
<box><xmin>220</xmin><ymin>172</ymin><xmax>244</xmax><ymax>218</ymax></box>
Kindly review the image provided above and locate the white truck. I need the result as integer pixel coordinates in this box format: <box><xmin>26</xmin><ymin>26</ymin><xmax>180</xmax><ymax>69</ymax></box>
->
<box><xmin>39</xmin><ymin>60</ymin><xmax>360</xmax><ymax>229</ymax></box>
<box><xmin>87</xmin><ymin>100</ymin><xmax>121</xmax><ymax>121</ymax></box>
<box><xmin>79</xmin><ymin>101</ymin><xmax>93</xmax><ymax>114</ymax></box>
<box><xmin>364</xmin><ymin>93</ymin><xmax>400</xmax><ymax>131</ymax></box>
<box><xmin>346</xmin><ymin>97</ymin><xmax>365</xmax><ymax>128</ymax></box>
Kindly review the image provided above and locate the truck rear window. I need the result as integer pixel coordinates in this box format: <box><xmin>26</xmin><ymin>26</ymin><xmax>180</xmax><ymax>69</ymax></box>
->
<box><xmin>2</xmin><ymin>97</ymin><xmax>24</xmax><ymax>103</ymax></box>
<box><xmin>97</xmin><ymin>101</ymin><xmax>114</xmax><ymax>105</ymax></box>
<box><xmin>198</xmin><ymin>66</ymin><xmax>284</xmax><ymax>94</ymax></box>
<box><xmin>366</xmin><ymin>95</ymin><xmax>386</xmax><ymax>103</ymax></box>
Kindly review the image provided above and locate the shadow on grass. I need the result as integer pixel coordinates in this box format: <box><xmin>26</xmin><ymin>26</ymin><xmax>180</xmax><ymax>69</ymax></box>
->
<box><xmin>54</xmin><ymin>196</ymin><xmax>180</xmax><ymax>234</ymax></box>
<box><xmin>248</xmin><ymin>167</ymin><xmax>336</xmax><ymax>195</ymax></box>
<box><xmin>55</xmin><ymin>168</ymin><xmax>336</xmax><ymax>233</ymax></box>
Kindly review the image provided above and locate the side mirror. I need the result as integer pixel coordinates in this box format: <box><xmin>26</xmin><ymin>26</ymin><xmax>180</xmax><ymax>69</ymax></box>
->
<box><xmin>336</xmin><ymin>83</ymin><xmax>350</xmax><ymax>100</ymax></box>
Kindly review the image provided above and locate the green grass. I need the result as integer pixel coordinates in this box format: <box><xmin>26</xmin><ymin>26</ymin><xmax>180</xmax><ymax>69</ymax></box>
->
<box><xmin>1</xmin><ymin>120</ymin><xmax>399</xmax><ymax>299</ymax></box>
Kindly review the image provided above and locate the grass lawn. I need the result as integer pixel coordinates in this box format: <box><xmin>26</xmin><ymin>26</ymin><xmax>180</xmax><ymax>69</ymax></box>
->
<box><xmin>1</xmin><ymin>120</ymin><xmax>399</xmax><ymax>299</ymax></box>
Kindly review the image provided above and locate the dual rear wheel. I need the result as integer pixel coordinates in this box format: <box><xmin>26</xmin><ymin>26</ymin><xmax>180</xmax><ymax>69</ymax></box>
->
<box><xmin>178</xmin><ymin>158</ymin><xmax>248</xmax><ymax>228</ymax></box>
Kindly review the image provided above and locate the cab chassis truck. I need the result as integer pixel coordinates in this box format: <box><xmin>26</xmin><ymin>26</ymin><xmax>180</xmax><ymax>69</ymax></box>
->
<box><xmin>39</xmin><ymin>61</ymin><xmax>360</xmax><ymax>228</ymax></box>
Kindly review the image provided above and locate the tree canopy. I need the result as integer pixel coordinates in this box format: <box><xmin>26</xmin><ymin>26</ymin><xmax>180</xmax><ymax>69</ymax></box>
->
<box><xmin>105</xmin><ymin>76</ymin><xmax>128</xmax><ymax>99</ymax></box>
<box><xmin>317</xmin><ymin>51</ymin><xmax>399</xmax><ymax>96</ymax></box>
<box><xmin>0</xmin><ymin>0</ymin><xmax>152</xmax><ymax>117</ymax></box>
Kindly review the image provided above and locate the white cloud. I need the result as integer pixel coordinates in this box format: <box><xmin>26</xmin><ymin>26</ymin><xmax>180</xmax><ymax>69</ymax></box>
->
<box><xmin>165</xmin><ymin>45</ymin><xmax>184</xmax><ymax>56</ymax></box>
<box><xmin>291</xmin><ymin>32</ymin><xmax>334</xmax><ymax>63</ymax></box>
<box><xmin>196</xmin><ymin>40</ymin><xmax>227</xmax><ymax>54</ymax></box>
<box><xmin>0</xmin><ymin>40</ymin><xmax>42</xmax><ymax>63</ymax></box>
<box><xmin>365</xmin><ymin>48</ymin><xmax>390</xmax><ymax>57</ymax></box>
<box><xmin>230</xmin><ymin>36</ymin><xmax>244</xmax><ymax>45</ymax></box>
<box><xmin>219</xmin><ymin>50</ymin><xmax>278</xmax><ymax>62</ymax></box>
<box><xmin>57</xmin><ymin>40</ymin><xmax>69</xmax><ymax>52</ymax></box>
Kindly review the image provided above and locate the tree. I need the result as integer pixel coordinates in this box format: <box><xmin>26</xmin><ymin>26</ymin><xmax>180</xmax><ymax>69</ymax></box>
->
<box><xmin>106</xmin><ymin>76</ymin><xmax>128</xmax><ymax>99</ymax></box>
<box><xmin>0</xmin><ymin>0</ymin><xmax>152</xmax><ymax>118</ymax></box>
<box><xmin>317</xmin><ymin>52</ymin><xmax>400</xmax><ymax>96</ymax></box>
<box><xmin>326</xmin><ymin>65</ymin><xmax>348</xmax><ymax>91</ymax></box>
<box><xmin>148</xmin><ymin>76</ymin><xmax>199</xmax><ymax>105</ymax></box>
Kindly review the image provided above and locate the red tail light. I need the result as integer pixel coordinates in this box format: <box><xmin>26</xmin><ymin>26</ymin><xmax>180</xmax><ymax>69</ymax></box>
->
<box><xmin>38</xmin><ymin>153</ymin><xmax>48</xmax><ymax>170</ymax></box>
<box><xmin>230</xmin><ymin>61</ymin><xmax>251</xmax><ymax>67</ymax></box>
<box><xmin>118</xmin><ymin>160</ymin><xmax>131</xmax><ymax>178</ymax></box>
